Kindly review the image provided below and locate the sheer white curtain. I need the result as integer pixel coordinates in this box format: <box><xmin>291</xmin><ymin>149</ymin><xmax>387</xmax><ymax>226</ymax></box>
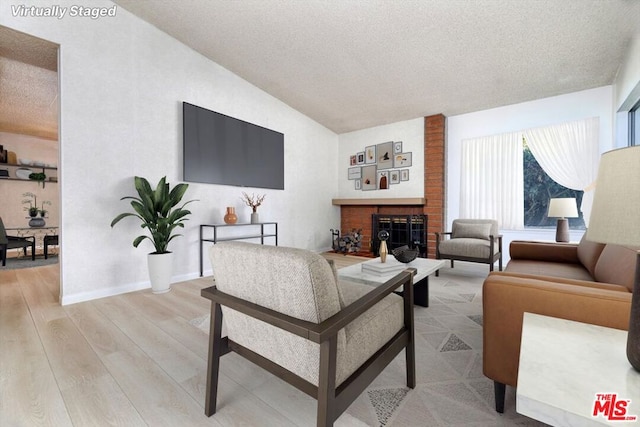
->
<box><xmin>461</xmin><ymin>132</ymin><xmax>524</xmax><ymax>229</ymax></box>
<box><xmin>523</xmin><ymin>117</ymin><xmax>599</xmax><ymax>224</ymax></box>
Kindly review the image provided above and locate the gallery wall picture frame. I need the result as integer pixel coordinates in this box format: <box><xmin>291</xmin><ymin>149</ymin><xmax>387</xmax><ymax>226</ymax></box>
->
<box><xmin>400</xmin><ymin>169</ymin><xmax>410</xmax><ymax>181</ymax></box>
<box><xmin>377</xmin><ymin>171</ymin><xmax>389</xmax><ymax>190</ymax></box>
<box><xmin>362</xmin><ymin>164</ymin><xmax>377</xmax><ymax>190</ymax></box>
<box><xmin>393</xmin><ymin>141</ymin><xmax>402</xmax><ymax>154</ymax></box>
<box><xmin>365</xmin><ymin>145</ymin><xmax>376</xmax><ymax>164</ymax></box>
<box><xmin>355</xmin><ymin>179</ymin><xmax>362</xmax><ymax>190</ymax></box>
<box><xmin>348</xmin><ymin>167</ymin><xmax>361</xmax><ymax>180</ymax></box>
<box><xmin>376</xmin><ymin>141</ymin><xmax>394</xmax><ymax>170</ymax></box>
<box><xmin>350</xmin><ymin>155</ymin><xmax>357</xmax><ymax>166</ymax></box>
<box><xmin>356</xmin><ymin>152</ymin><xmax>365</xmax><ymax>164</ymax></box>
<box><xmin>389</xmin><ymin>170</ymin><xmax>400</xmax><ymax>185</ymax></box>
<box><xmin>393</xmin><ymin>152</ymin><xmax>412</xmax><ymax>168</ymax></box>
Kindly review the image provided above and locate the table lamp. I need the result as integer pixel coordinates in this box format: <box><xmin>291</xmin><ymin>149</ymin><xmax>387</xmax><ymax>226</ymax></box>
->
<box><xmin>548</xmin><ymin>198</ymin><xmax>579</xmax><ymax>242</ymax></box>
<box><xmin>587</xmin><ymin>145</ymin><xmax>640</xmax><ymax>372</ymax></box>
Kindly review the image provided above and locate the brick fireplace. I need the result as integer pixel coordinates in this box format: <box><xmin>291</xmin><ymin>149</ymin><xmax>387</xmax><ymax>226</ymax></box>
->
<box><xmin>334</xmin><ymin>114</ymin><xmax>445</xmax><ymax>258</ymax></box>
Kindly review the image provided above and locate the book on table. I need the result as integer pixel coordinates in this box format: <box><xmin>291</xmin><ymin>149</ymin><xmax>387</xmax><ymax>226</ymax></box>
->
<box><xmin>361</xmin><ymin>259</ymin><xmax>407</xmax><ymax>276</ymax></box>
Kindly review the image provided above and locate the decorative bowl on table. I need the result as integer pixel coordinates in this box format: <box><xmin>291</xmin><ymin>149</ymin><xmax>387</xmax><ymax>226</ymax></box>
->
<box><xmin>391</xmin><ymin>245</ymin><xmax>419</xmax><ymax>263</ymax></box>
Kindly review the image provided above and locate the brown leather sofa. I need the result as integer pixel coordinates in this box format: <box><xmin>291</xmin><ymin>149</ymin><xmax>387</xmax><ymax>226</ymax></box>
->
<box><xmin>482</xmin><ymin>235</ymin><xmax>636</xmax><ymax>412</ymax></box>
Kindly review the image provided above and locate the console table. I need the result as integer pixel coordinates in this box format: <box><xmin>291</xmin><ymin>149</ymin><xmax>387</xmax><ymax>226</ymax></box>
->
<box><xmin>199</xmin><ymin>222</ymin><xmax>278</xmax><ymax>276</ymax></box>
<box><xmin>517</xmin><ymin>313</ymin><xmax>640</xmax><ymax>426</ymax></box>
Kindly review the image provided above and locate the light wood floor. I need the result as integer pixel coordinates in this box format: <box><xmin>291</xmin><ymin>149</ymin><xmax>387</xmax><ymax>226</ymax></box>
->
<box><xmin>0</xmin><ymin>253</ymin><xmax>370</xmax><ymax>427</ymax></box>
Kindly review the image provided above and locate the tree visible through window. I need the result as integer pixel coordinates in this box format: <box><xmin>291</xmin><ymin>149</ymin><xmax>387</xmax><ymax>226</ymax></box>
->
<box><xmin>523</xmin><ymin>138</ymin><xmax>585</xmax><ymax>229</ymax></box>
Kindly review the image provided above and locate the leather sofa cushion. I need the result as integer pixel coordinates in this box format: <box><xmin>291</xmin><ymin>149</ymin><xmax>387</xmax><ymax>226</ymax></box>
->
<box><xmin>505</xmin><ymin>259</ymin><xmax>594</xmax><ymax>281</ymax></box>
<box><xmin>594</xmin><ymin>245</ymin><xmax>638</xmax><ymax>292</ymax></box>
<box><xmin>576</xmin><ymin>234</ymin><xmax>606</xmax><ymax>277</ymax></box>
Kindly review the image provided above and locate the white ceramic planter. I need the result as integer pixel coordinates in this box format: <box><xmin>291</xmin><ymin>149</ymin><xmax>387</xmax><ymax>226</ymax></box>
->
<box><xmin>147</xmin><ymin>252</ymin><xmax>173</xmax><ymax>294</ymax></box>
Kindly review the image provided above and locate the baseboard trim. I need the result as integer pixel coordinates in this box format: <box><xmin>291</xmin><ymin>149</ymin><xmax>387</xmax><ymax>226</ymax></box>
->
<box><xmin>60</xmin><ymin>272</ymin><xmax>202</xmax><ymax>306</ymax></box>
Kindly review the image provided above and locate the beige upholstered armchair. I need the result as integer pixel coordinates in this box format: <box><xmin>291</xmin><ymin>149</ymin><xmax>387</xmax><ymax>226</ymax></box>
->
<box><xmin>435</xmin><ymin>219</ymin><xmax>503</xmax><ymax>273</ymax></box>
<box><xmin>202</xmin><ymin>241</ymin><xmax>416</xmax><ymax>427</ymax></box>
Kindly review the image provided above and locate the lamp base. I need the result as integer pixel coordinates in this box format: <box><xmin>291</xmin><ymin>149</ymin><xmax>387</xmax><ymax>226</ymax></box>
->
<box><xmin>555</xmin><ymin>218</ymin><xmax>570</xmax><ymax>243</ymax></box>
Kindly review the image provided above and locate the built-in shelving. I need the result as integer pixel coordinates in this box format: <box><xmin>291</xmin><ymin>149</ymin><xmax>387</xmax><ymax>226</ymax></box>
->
<box><xmin>0</xmin><ymin>163</ymin><xmax>58</xmax><ymax>187</ymax></box>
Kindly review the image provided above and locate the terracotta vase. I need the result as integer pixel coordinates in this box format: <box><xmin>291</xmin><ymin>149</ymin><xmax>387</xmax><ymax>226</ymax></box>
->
<box><xmin>224</xmin><ymin>207</ymin><xmax>238</xmax><ymax>224</ymax></box>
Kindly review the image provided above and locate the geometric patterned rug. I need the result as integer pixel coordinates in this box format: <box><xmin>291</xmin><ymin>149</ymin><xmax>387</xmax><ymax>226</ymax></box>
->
<box><xmin>192</xmin><ymin>262</ymin><xmax>548</xmax><ymax>426</ymax></box>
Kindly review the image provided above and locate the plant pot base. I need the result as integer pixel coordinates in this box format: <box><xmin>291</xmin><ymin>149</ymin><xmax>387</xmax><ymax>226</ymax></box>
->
<box><xmin>148</xmin><ymin>252</ymin><xmax>173</xmax><ymax>294</ymax></box>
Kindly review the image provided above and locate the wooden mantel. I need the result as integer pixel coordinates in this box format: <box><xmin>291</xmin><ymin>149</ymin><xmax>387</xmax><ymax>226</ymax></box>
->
<box><xmin>332</xmin><ymin>198</ymin><xmax>426</xmax><ymax>206</ymax></box>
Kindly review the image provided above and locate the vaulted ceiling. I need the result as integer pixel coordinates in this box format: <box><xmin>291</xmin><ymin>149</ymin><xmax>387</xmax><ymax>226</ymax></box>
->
<box><xmin>2</xmin><ymin>1</ymin><xmax>639</xmax><ymax>140</ymax></box>
<box><xmin>113</xmin><ymin>0</ymin><xmax>640</xmax><ymax>133</ymax></box>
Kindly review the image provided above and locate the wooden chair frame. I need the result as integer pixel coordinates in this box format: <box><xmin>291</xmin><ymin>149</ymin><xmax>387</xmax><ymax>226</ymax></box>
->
<box><xmin>201</xmin><ymin>267</ymin><xmax>416</xmax><ymax>427</ymax></box>
<box><xmin>435</xmin><ymin>231</ymin><xmax>503</xmax><ymax>274</ymax></box>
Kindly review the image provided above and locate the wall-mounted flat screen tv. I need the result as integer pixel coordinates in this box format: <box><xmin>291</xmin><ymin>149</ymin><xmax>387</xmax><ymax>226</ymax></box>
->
<box><xmin>183</xmin><ymin>102</ymin><xmax>285</xmax><ymax>190</ymax></box>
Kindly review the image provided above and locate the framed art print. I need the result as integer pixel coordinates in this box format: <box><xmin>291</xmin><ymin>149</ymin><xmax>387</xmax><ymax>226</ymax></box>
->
<box><xmin>356</xmin><ymin>152</ymin><xmax>365</xmax><ymax>164</ymax></box>
<box><xmin>365</xmin><ymin>145</ymin><xmax>376</xmax><ymax>164</ymax></box>
<box><xmin>362</xmin><ymin>165</ymin><xmax>377</xmax><ymax>190</ymax></box>
<box><xmin>350</xmin><ymin>155</ymin><xmax>357</xmax><ymax>166</ymax></box>
<box><xmin>348</xmin><ymin>167</ymin><xmax>361</xmax><ymax>180</ymax></box>
<box><xmin>400</xmin><ymin>169</ymin><xmax>409</xmax><ymax>181</ymax></box>
<box><xmin>377</xmin><ymin>171</ymin><xmax>389</xmax><ymax>189</ymax></box>
<box><xmin>389</xmin><ymin>170</ymin><xmax>400</xmax><ymax>184</ymax></box>
<box><xmin>393</xmin><ymin>152</ymin><xmax>412</xmax><ymax>168</ymax></box>
<box><xmin>355</xmin><ymin>179</ymin><xmax>362</xmax><ymax>190</ymax></box>
<box><xmin>376</xmin><ymin>141</ymin><xmax>393</xmax><ymax>169</ymax></box>
<box><xmin>393</xmin><ymin>141</ymin><xmax>402</xmax><ymax>154</ymax></box>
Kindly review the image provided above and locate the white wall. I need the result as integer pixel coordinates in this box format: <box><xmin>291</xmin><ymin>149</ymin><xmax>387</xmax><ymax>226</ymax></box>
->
<box><xmin>446</xmin><ymin>86</ymin><xmax>615</xmax><ymax>240</ymax></box>
<box><xmin>1</xmin><ymin>0</ymin><xmax>340</xmax><ymax>304</ymax></box>
<box><xmin>337</xmin><ymin>118</ymin><xmax>424</xmax><ymax>198</ymax></box>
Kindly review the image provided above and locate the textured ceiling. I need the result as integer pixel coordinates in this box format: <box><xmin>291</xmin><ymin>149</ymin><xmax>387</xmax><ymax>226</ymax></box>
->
<box><xmin>114</xmin><ymin>0</ymin><xmax>640</xmax><ymax>133</ymax></box>
<box><xmin>2</xmin><ymin>1</ymin><xmax>639</xmax><ymax>140</ymax></box>
<box><xmin>0</xmin><ymin>26</ymin><xmax>58</xmax><ymax>141</ymax></box>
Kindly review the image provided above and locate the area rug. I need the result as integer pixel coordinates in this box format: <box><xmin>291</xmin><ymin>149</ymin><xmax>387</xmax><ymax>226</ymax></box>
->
<box><xmin>191</xmin><ymin>263</ymin><xmax>546</xmax><ymax>426</ymax></box>
<box><xmin>0</xmin><ymin>254</ymin><xmax>58</xmax><ymax>270</ymax></box>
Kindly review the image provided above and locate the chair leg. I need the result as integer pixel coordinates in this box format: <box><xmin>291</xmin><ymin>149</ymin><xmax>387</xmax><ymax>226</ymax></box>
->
<box><xmin>317</xmin><ymin>335</ymin><xmax>337</xmax><ymax>427</ymax></box>
<box><xmin>450</xmin><ymin>260</ymin><xmax>454</xmax><ymax>268</ymax></box>
<box><xmin>489</xmin><ymin>262</ymin><xmax>494</xmax><ymax>272</ymax></box>
<box><xmin>44</xmin><ymin>242</ymin><xmax>49</xmax><ymax>259</ymax></box>
<box><xmin>205</xmin><ymin>303</ymin><xmax>224</xmax><ymax>416</ymax></box>
<box><xmin>494</xmin><ymin>381</ymin><xmax>506</xmax><ymax>413</ymax></box>
<box><xmin>1</xmin><ymin>247</ymin><xmax>5</xmax><ymax>267</ymax></box>
<box><xmin>499</xmin><ymin>257</ymin><xmax>503</xmax><ymax>271</ymax></box>
<box><xmin>31</xmin><ymin>242</ymin><xmax>35</xmax><ymax>261</ymax></box>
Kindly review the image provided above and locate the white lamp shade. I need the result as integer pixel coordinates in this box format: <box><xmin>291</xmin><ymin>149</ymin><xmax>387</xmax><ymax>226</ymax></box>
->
<box><xmin>587</xmin><ymin>146</ymin><xmax>640</xmax><ymax>246</ymax></box>
<box><xmin>548</xmin><ymin>198</ymin><xmax>578</xmax><ymax>219</ymax></box>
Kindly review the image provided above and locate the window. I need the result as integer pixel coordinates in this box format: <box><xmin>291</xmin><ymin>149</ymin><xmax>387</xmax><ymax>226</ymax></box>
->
<box><xmin>630</xmin><ymin>99</ymin><xmax>640</xmax><ymax>146</ymax></box>
<box><xmin>523</xmin><ymin>139</ymin><xmax>585</xmax><ymax>229</ymax></box>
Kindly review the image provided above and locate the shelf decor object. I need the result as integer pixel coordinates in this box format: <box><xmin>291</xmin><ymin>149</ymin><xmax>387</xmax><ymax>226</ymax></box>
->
<box><xmin>378</xmin><ymin>230</ymin><xmax>389</xmax><ymax>263</ymax></box>
<box><xmin>548</xmin><ymin>198</ymin><xmax>578</xmax><ymax>242</ymax></box>
<box><xmin>587</xmin><ymin>145</ymin><xmax>640</xmax><ymax>371</ymax></box>
<box><xmin>223</xmin><ymin>207</ymin><xmax>238</xmax><ymax>224</ymax></box>
<box><xmin>241</xmin><ymin>192</ymin><xmax>265</xmax><ymax>224</ymax></box>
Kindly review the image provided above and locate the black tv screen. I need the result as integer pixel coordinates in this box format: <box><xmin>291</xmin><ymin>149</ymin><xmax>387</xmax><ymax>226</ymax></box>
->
<box><xmin>183</xmin><ymin>102</ymin><xmax>285</xmax><ymax>190</ymax></box>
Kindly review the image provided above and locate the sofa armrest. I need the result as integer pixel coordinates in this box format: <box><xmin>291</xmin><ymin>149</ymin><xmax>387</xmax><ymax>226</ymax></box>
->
<box><xmin>509</xmin><ymin>240</ymin><xmax>580</xmax><ymax>264</ymax></box>
<box><xmin>482</xmin><ymin>273</ymin><xmax>632</xmax><ymax>388</ymax></box>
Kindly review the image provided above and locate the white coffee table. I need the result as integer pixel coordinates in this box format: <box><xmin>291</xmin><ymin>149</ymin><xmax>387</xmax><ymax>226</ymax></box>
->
<box><xmin>338</xmin><ymin>257</ymin><xmax>445</xmax><ymax>307</ymax></box>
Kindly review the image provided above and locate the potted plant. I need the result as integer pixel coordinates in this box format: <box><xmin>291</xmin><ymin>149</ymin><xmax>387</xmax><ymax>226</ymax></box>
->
<box><xmin>22</xmin><ymin>192</ymin><xmax>38</xmax><ymax>217</ymax></box>
<box><xmin>111</xmin><ymin>176</ymin><xmax>197</xmax><ymax>293</ymax></box>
